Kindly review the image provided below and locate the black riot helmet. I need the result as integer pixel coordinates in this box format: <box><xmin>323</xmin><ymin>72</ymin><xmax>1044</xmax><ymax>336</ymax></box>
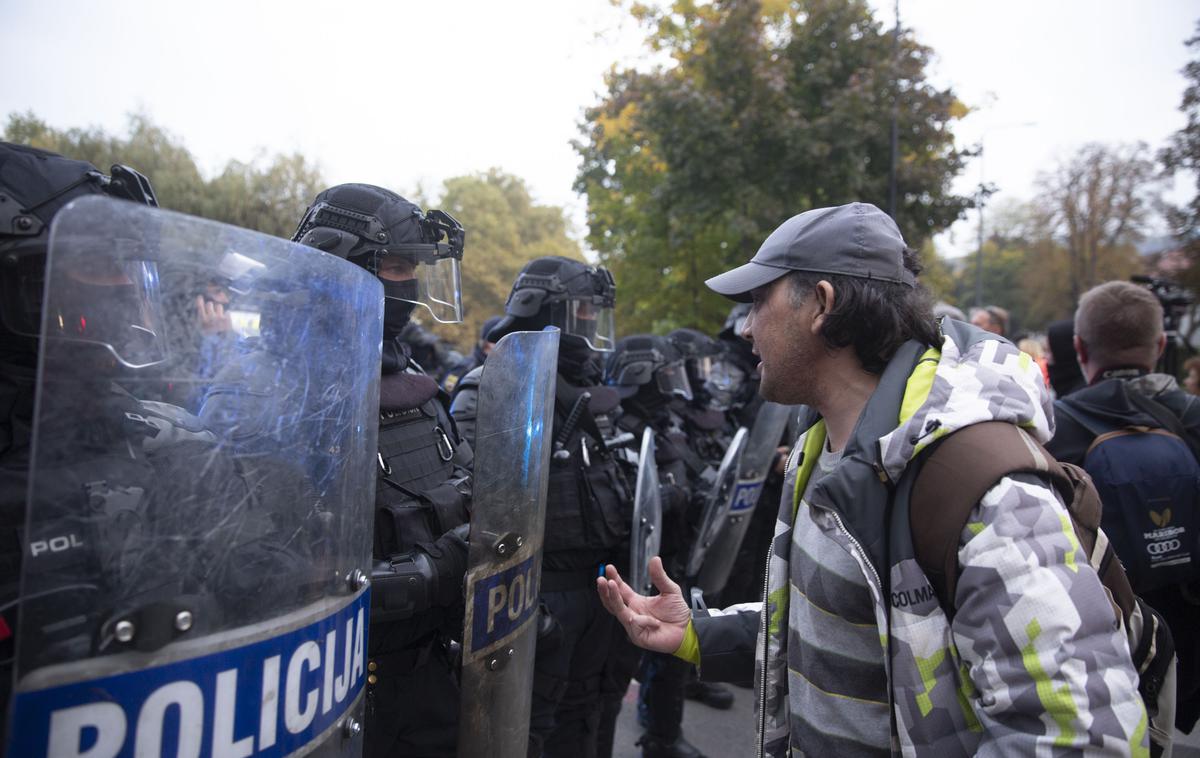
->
<box><xmin>605</xmin><ymin>334</ymin><xmax>692</xmax><ymax>401</ymax></box>
<box><xmin>668</xmin><ymin>328</ymin><xmax>746</xmax><ymax>412</ymax></box>
<box><xmin>0</xmin><ymin>142</ymin><xmax>159</xmax><ymax>358</ymax></box>
<box><xmin>293</xmin><ymin>184</ymin><xmax>464</xmax><ymax>335</ymax></box>
<box><xmin>718</xmin><ymin>301</ymin><xmax>757</xmax><ymax>376</ymax></box>
<box><xmin>720</xmin><ymin>302</ymin><xmax>751</xmax><ymax>340</ymax></box>
<box><xmin>489</xmin><ymin>256</ymin><xmax>616</xmax><ymax>352</ymax></box>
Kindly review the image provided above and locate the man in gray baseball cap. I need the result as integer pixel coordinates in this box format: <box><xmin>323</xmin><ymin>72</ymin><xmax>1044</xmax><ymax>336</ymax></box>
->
<box><xmin>596</xmin><ymin>201</ymin><xmax>1149</xmax><ymax>756</ymax></box>
<box><xmin>705</xmin><ymin>202</ymin><xmax>915</xmax><ymax>301</ymax></box>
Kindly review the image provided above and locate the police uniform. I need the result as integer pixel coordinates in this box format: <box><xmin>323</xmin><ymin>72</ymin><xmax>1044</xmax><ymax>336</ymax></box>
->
<box><xmin>0</xmin><ymin>144</ymin><xmax>161</xmax><ymax>743</ymax></box>
<box><xmin>293</xmin><ymin>184</ymin><xmax>472</xmax><ymax>758</ymax></box>
<box><xmin>364</xmin><ymin>349</ymin><xmax>472</xmax><ymax>758</ymax></box>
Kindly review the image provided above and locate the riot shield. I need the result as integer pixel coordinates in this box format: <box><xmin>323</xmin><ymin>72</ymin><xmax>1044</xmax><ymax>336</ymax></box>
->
<box><xmin>696</xmin><ymin>402</ymin><xmax>794</xmax><ymax>596</ymax></box>
<box><xmin>629</xmin><ymin>427</ymin><xmax>662</xmax><ymax>595</ymax></box>
<box><xmin>7</xmin><ymin>196</ymin><xmax>381</xmax><ymax>758</ymax></box>
<box><xmin>685</xmin><ymin>427</ymin><xmax>749</xmax><ymax>583</ymax></box>
<box><xmin>458</xmin><ymin>328</ymin><xmax>559</xmax><ymax>758</ymax></box>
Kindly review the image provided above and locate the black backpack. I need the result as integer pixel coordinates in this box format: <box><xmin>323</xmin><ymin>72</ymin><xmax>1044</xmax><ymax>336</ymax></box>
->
<box><xmin>1056</xmin><ymin>394</ymin><xmax>1200</xmax><ymax>593</ymax></box>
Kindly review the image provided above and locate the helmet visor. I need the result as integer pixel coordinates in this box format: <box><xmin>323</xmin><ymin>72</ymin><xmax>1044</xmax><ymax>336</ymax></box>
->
<box><xmin>654</xmin><ymin>360</ymin><xmax>693</xmax><ymax>401</ymax></box>
<box><xmin>372</xmin><ymin>252</ymin><xmax>463</xmax><ymax>324</ymax></box>
<box><xmin>44</xmin><ymin>256</ymin><xmax>168</xmax><ymax>368</ymax></box>
<box><xmin>556</xmin><ymin>298</ymin><xmax>615</xmax><ymax>352</ymax></box>
<box><xmin>702</xmin><ymin>358</ymin><xmax>746</xmax><ymax>411</ymax></box>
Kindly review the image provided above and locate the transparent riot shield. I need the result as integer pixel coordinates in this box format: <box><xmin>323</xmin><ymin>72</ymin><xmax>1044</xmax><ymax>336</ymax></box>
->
<box><xmin>685</xmin><ymin>427</ymin><xmax>749</xmax><ymax>584</ymax></box>
<box><xmin>458</xmin><ymin>328</ymin><xmax>559</xmax><ymax>758</ymax></box>
<box><xmin>696</xmin><ymin>403</ymin><xmax>794</xmax><ymax>596</ymax></box>
<box><xmin>629</xmin><ymin>428</ymin><xmax>662</xmax><ymax>595</ymax></box>
<box><xmin>7</xmin><ymin>196</ymin><xmax>381</xmax><ymax>758</ymax></box>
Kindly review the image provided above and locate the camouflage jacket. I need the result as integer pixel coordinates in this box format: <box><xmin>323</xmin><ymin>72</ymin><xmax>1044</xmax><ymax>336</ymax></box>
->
<box><xmin>693</xmin><ymin>321</ymin><xmax>1148</xmax><ymax>757</ymax></box>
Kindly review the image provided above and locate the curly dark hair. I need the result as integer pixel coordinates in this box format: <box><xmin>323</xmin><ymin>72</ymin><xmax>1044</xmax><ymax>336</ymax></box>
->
<box><xmin>788</xmin><ymin>247</ymin><xmax>938</xmax><ymax>374</ymax></box>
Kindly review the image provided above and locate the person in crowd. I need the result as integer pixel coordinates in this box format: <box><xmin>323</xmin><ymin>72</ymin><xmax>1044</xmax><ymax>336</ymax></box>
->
<box><xmin>1047</xmin><ymin>280</ymin><xmax>1200</xmax><ymax>734</ymax></box>
<box><xmin>1017</xmin><ymin>336</ymin><xmax>1050</xmax><ymax>387</ymax></box>
<box><xmin>597</xmin><ymin>202</ymin><xmax>1147</xmax><ymax>757</ymax></box>
<box><xmin>931</xmin><ymin>301</ymin><xmax>966</xmax><ymax>323</ymax></box>
<box><xmin>1184</xmin><ymin>355</ymin><xmax>1200</xmax><ymax>396</ymax></box>
<box><xmin>294</xmin><ymin>184</ymin><xmax>473</xmax><ymax>758</ymax></box>
<box><xmin>969</xmin><ymin>304</ymin><xmax>1009</xmax><ymax>336</ymax></box>
<box><xmin>1046</xmin><ymin>318</ymin><xmax>1087</xmax><ymax>398</ymax></box>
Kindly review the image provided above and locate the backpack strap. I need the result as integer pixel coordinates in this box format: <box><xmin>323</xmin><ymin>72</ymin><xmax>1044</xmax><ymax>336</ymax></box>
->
<box><xmin>1126</xmin><ymin>391</ymin><xmax>1200</xmax><ymax>464</ymax></box>
<box><xmin>910</xmin><ymin>422</ymin><xmax>1062</xmax><ymax>612</ymax></box>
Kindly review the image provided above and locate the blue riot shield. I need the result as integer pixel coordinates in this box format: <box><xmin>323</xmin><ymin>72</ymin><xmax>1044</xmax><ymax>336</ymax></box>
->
<box><xmin>629</xmin><ymin>427</ymin><xmax>663</xmax><ymax>595</ymax></box>
<box><xmin>457</xmin><ymin>328</ymin><xmax>559</xmax><ymax>758</ymax></box>
<box><xmin>696</xmin><ymin>402</ymin><xmax>794</xmax><ymax>596</ymax></box>
<box><xmin>7</xmin><ymin>196</ymin><xmax>381</xmax><ymax>758</ymax></box>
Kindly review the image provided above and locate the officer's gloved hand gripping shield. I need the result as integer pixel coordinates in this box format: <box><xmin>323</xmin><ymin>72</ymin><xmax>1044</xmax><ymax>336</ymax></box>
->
<box><xmin>457</xmin><ymin>327</ymin><xmax>558</xmax><ymax>758</ymax></box>
<box><xmin>7</xmin><ymin>196</ymin><xmax>382</xmax><ymax>758</ymax></box>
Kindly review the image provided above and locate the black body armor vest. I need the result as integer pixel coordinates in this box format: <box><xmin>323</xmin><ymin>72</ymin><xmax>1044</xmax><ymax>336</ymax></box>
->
<box><xmin>542</xmin><ymin>378</ymin><xmax>632</xmax><ymax>570</ymax></box>
<box><xmin>373</xmin><ymin>397</ymin><xmax>467</xmax><ymax>560</ymax></box>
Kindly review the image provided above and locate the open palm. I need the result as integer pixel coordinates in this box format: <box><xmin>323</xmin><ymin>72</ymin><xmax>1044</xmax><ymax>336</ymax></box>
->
<box><xmin>596</xmin><ymin>556</ymin><xmax>691</xmax><ymax>654</ymax></box>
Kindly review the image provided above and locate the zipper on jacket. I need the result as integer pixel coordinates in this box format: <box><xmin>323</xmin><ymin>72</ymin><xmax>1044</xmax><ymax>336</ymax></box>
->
<box><xmin>825</xmin><ymin>509</ymin><xmax>883</xmax><ymax>615</ymax></box>
<box><xmin>824</xmin><ymin>505</ymin><xmax>895</xmax><ymax>754</ymax></box>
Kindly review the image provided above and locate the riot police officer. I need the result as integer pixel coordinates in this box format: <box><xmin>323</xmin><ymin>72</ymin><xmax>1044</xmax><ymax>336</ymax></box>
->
<box><xmin>715</xmin><ymin>303</ymin><xmax>761</xmax><ymax>427</ymax></box>
<box><xmin>600</xmin><ymin>334</ymin><xmax>706</xmax><ymax>758</ymax></box>
<box><xmin>294</xmin><ymin>184</ymin><xmax>472</xmax><ymax>758</ymax></box>
<box><xmin>711</xmin><ymin>304</ymin><xmax>789</xmax><ymax>608</ymax></box>
<box><xmin>653</xmin><ymin>329</ymin><xmax>738</xmax><ymax>714</ymax></box>
<box><xmin>450</xmin><ymin>255</ymin><xmax>628</xmax><ymax>758</ymax></box>
<box><xmin>0</xmin><ymin>143</ymin><xmax>161</xmax><ymax>743</ymax></box>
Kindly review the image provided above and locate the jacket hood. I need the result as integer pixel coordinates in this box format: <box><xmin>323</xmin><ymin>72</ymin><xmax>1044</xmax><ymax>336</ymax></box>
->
<box><xmin>878</xmin><ymin>318</ymin><xmax>1054</xmax><ymax>481</ymax></box>
<box><xmin>1059</xmin><ymin>373</ymin><xmax>1179</xmax><ymax>428</ymax></box>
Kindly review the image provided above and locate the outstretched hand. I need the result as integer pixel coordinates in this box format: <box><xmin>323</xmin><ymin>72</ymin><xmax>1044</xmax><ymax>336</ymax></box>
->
<box><xmin>596</xmin><ymin>556</ymin><xmax>691</xmax><ymax>654</ymax></box>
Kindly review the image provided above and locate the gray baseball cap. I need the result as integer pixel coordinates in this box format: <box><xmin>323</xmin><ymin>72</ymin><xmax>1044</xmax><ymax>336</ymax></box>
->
<box><xmin>705</xmin><ymin>202</ymin><xmax>915</xmax><ymax>302</ymax></box>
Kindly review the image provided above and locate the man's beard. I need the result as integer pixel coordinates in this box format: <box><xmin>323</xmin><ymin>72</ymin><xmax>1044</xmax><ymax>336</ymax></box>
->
<box><xmin>758</xmin><ymin>337</ymin><xmax>821</xmax><ymax>407</ymax></box>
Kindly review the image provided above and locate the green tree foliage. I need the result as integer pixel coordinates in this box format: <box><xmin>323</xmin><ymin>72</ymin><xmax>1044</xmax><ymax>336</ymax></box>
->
<box><xmin>3</xmin><ymin>111</ymin><xmax>323</xmax><ymax>237</ymax></box>
<box><xmin>4</xmin><ymin>113</ymin><xmax>581</xmax><ymax>351</ymax></box>
<box><xmin>915</xmin><ymin>239</ymin><xmax>954</xmax><ymax>305</ymax></box>
<box><xmin>575</xmin><ymin>0</ymin><xmax>971</xmax><ymax>333</ymax></box>
<box><xmin>426</xmin><ymin>170</ymin><xmax>584</xmax><ymax>347</ymax></box>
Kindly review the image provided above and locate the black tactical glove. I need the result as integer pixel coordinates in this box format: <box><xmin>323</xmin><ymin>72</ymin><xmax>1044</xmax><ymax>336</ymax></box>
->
<box><xmin>416</xmin><ymin>523</ymin><xmax>469</xmax><ymax>609</ymax></box>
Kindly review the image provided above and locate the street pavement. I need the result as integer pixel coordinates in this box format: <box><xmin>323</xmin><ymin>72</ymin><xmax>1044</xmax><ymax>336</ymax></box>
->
<box><xmin>612</xmin><ymin>679</ymin><xmax>754</xmax><ymax>757</ymax></box>
<box><xmin>608</xmin><ymin>677</ymin><xmax>1200</xmax><ymax>757</ymax></box>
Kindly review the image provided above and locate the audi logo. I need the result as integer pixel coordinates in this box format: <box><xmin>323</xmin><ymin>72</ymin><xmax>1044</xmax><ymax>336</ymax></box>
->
<box><xmin>1147</xmin><ymin>540</ymin><xmax>1182</xmax><ymax>555</ymax></box>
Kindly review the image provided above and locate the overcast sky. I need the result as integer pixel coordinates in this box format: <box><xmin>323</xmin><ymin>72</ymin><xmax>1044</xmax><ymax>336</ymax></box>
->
<box><xmin>2</xmin><ymin>0</ymin><xmax>1195</xmax><ymax>259</ymax></box>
